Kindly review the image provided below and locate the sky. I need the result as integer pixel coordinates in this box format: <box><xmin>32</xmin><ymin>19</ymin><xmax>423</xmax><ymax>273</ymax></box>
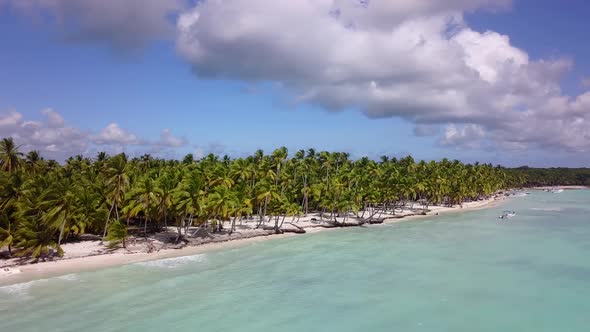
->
<box><xmin>0</xmin><ymin>0</ymin><xmax>589</xmax><ymax>167</ymax></box>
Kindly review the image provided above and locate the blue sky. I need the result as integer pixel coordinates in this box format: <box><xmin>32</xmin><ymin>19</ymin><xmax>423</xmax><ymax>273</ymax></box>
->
<box><xmin>0</xmin><ymin>0</ymin><xmax>589</xmax><ymax>166</ymax></box>
<box><xmin>467</xmin><ymin>0</ymin><xmax>590</xmax><ymax>95</ymax></box>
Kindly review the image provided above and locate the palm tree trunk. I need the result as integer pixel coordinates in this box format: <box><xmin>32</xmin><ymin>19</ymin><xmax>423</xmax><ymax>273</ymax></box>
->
<box><xmin>164</xmin><ymin>208</ymin><xmax>168</xmax><ymax>230</ymax></box>
<box><xmin>230</xmin><ymin>213</ymin><xmax>237</xmax><ymax>234</ymax></box>
<box><xmin>144</xmin><ymin>217</ymin><xmax>149</xmax><ymax>239</ymax></box>
<box><xmin>278</xmin><ymin>215</ymin><xmax>287</xmax><ymax>229</ymax></box>
<box><xmin>103</xmin><ymin>200</ymin><xmax>116</xmax><ymax>239</ymax></box>
<box><xmin>302</xmin><ymin>175</ymin><xmax>308</xmax><ymax>216</ymax></box>
<box><xmin>185</xmin><ymin>213</ymin><xmax>193</xmax><ymax>235</ymax></box>
<box><xmin>58</xmin><ymin>213</ymin><xmax>68</xmax><ymax>247</ymax></box>
<box><xmin>262</xmin><ymin>196</ymin><xmax>269</xmax><ymax>224</ymax></box>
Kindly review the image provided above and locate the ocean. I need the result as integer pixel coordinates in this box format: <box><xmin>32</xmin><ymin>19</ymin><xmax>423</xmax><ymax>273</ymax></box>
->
<box><xmin>1</xmin><ymin>190</ymin><xmax>589</xmax><ymax>331</ymax></box>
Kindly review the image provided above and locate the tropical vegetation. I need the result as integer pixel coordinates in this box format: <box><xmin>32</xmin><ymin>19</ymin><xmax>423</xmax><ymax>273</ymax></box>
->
<box><xmin>0</xmin><ymin>136</ymin><xmax>555</xmax><ymax>261</ymax></box>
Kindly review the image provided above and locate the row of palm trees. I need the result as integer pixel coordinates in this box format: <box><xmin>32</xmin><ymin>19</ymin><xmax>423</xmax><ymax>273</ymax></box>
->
<box><xmin>509</xmin><ymin>166</ymin><xmax>590</xmax><ymax>187</ymax></box>
<box><xmin>0</xmin><ymin>137</ymin><xmax>524</xmax><ymax>260</ymax></box>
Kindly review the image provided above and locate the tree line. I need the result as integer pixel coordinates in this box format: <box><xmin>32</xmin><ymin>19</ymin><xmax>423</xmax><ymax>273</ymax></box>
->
<box><xmin>507</xmin><ymin>167</ymin><xmax>590</xmax><ymax>187</ymax></box>
<box><xmin>0</xmin><ymin>137</ymin><xmax>536</xmax><ymax>260</ymax></box>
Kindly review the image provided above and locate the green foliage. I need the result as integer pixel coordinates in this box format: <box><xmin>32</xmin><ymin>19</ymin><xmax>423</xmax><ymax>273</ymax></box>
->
<box><xmin>105</xmin><ymin>221</ymin><xmax>128</xmax><ymax>249</ymax></box>
<box><xmin>0</xmin><ymin>137</ymin><xmax>23</xmax><ymax>173</ymax></box>
<box><xmin>507</xmin><ymin>167</ymin><xmax>590</xmax><ymax>187</ymax></box>
<box><xmin>0</xmin><ymin>136</ymin><xmax>585</xmax><ymax>259</ymax></box>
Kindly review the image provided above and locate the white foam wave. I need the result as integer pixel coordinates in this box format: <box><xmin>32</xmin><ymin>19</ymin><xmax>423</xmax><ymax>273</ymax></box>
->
<box><xmin>135</xmin><ymin>254</ymin><xmax>207</xmax><ymax>269</ymax></box>
<box><xmin>57</xmin><ymin>273</ymin><xmax>79</xmax><ymax>281</ymax></box>
<box><xmin>0</xmin><ymin>279</ymin><xmax>49</xmax><ymax>298</ymax></box>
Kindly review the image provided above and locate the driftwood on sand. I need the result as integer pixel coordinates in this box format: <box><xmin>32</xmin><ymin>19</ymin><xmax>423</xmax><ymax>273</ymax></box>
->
<box><xmin>262</xmin><ymin>224</ymin><xmax>307</xmax><ymax>234</ymax></box>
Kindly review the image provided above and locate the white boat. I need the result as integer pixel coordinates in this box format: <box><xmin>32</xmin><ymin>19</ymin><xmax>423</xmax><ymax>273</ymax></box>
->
<box><xmin>499</xmin><ymin>211</ymin><xmax>516</xmax><ymax>219</ymax></box>
<box><xmin>551</xmin><ymin>188</ymin><xmax>564</xmax><ymax>193</ymax></box>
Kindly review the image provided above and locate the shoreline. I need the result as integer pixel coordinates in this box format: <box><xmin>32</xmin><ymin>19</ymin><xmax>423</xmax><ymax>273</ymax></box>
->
<box><xmin>0</xmin><ymin>196</ymin><xmax>506</xmax><ymax>286</ymax></box>
<box><xmin>530</xmin><ymin>185</ymin><xmax>589</xmax><ymax>190</ymax></box>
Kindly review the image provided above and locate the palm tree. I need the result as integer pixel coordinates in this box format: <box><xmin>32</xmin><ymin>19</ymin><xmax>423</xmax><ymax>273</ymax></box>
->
<box><xmin>14</xmin><ymin>173</ymin><xmax>62</xmax><ymax>260</ymax></box>
<box><xmin>0</xmin><ymin>135</ymin><xmax>535</xmax><ymax>259</ymax></box>
<box><xmin>102</xmin><ymin>154</ymin><xmax>130</xmax><ymax>238</ymax></box>
<box><xmin>105</xmin><ymin>220</ymin><xmax>128</xmax><ymax>249</ymax></box>
<box><xmin>182</xmin><ymin>153</ymin><xmax>195</xmax><ymax>165</ymax></box>
<box><xmin>15</xmin><ymin>217</ymin><xmax>60</xmax><ymax>260</ymax></box>
<box><xmin>0</xmin><ymin>214</ymin><xmax>15</xmax><ymax>256</ymax></box>
<box><xmin>206</xmin><ymin>185</ymin><xmax>236</xmax><ymax>232</ymax></box>
<box><xmin>156</xmin><ymin>170</ymin><xmax>178</xmax><ymax>229</ymax></box>
<box><xmin>25</xmin><ymin>150</ymin><xmax>44</xmax><ymax>175</ymax></box>
<box><xmin>229</xmin><ymin>184</ymin><xmax>253</xmax><ymax>234</ymax></box>
<box><xmin>173</xmin><ymin>170</ymin><xmax>205</xmax><ymax>236</ymax></box>
<box><xmin>271</xmin><ymin>146</ymin><xmax>288</xmax><ymax>185</ymax></box>
<box><xmin>0</xmin><ymin>137</ymin><xmax>23</xmax><ymax>173</ymax></box>
<box><xmin>40</xmin><ymin>175</ymin><xmax>80</xmax><ymax>250</ymax></box>
<box><xmin>255</xmin><ymin>180</ymin><xmax>281</xmax><ymax>226</ymax></box>
<box><xmin>128</xmin><ymin>176</ymin><xmax>161</xmax><ymax>237</ymax></box>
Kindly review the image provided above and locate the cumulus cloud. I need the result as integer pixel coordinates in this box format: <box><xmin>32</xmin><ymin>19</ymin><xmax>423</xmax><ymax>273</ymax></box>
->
<box><xmin>1</xmin><ymin>0</ymin><xmax>186</xmax><ymax>50</ymax></box>
<box><xmin>439</xmin><ymin>124</ymin><xmax>485</xmax><ymax>149</ymax></box>
<box><xmin>192</xmin><ymin>142</ymin><xmax>226</xmax><ymax>159</ymax></box>
<box><xmin>92</xmin><ymin>123</ymin><xmax>142</xmax><ymax>145</ymax></box>
<box><xmin>0</xmin><ymin>109</ymin><xmax>189</xmax><ymax>160</ymax></box>
<box><xmin>0</xmin><ymin>109</ymin><xmax>89</xmax><ymax>159</ymax></box>
<box><xmin>41</xmin><ymin>108</ymin><xmax>65</xmax><ymax>128</ymax></box>
<box><xmin>3</xmin><ymin>0</ymin><xmax>589</xmax><ymax>154</ymax></box>
<box><xmin>176</xmin><ymin>0</ymin><xmax>590</xmax><ymax>153</ymax></box>
<box><xmin>158</xmin><ymin>128</ymin><xmax>187</xmax><ymax>147</ymax></box>
<box><xmin>414</xmin><ymin>124</ymin><xmax>440</xmax><ymax>137</ymax></box>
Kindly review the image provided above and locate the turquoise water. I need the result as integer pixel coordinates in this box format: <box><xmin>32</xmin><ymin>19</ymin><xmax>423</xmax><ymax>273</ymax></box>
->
<box><xmin>2</xmin><ymin>190</ymin><xmax>590</xmax><ymax>331</ymax></box>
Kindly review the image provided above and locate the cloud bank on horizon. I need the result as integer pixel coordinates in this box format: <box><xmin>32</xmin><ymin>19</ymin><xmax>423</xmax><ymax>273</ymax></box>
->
<box><xmin>0</xmin><ymin>109</ymin><xmax>188</xmax><ymax>160</ymax></box>
<box><xmin>1</xmin><ymin>0</ymin><xmax>589</xmax><ymax>159</ymax></box>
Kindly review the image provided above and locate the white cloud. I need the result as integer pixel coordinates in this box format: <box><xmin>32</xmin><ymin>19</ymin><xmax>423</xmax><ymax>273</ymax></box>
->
<box><xmin>41</xmin><ymin>108</ymin><xmax>65</xmax><ymax>128</ymax></box>
<box><xmin>439</xmin><ymin>124</ymin><xmax>486</xmax><ymax>149</ymax></box>
<box><xmin>176</xmin><ymin>0</ymin><xmax>590</xmax><ymax>153</ymax></box>
<box><xmin>0</xmin><ymin>109</ymin><xmax>88</xmax><ymax>158</ymax></box>
<box><xmin>0</xmin><ymin>110</ymin><xmax>22</xmax><ymax>128</ymax></box>
<box><xmin>0</xmin><ymin>109</ymin><xmax>192</xmax><ymax>160</ymax></box>
<box><xmin>1</xmin><ymin>0</ymin><xmax>186</xmax><ymax>50</ymax></box>
<box><xmin>414</xmin><ymin>124</ymin><xmax>439</xmax><ymax>137</ymax></box>
<box><xmin>3</xmin><ymin>0</ymin><xmax>589</xmax><ymax>155</ymax></box>
<box><xmin>157</xmin><ymin>128</ymin><xmax>187</xmax><ymax>147</ymax></box>
<box><xmin>92</xmin><ymin>123</ymin><xmax>142</xmax><ymax>145</ymax></box>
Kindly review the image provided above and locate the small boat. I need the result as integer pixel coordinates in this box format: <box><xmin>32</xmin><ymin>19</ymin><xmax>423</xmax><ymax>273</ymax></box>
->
<box><xmin>499</xmin><ymin>211</ymin><xmax>516</xmax><ymax>219</ymax></box>
<box><xmin>551</xmin><ymin>188</ymin><xmax>564</xmax><ymax>193</ymax></box>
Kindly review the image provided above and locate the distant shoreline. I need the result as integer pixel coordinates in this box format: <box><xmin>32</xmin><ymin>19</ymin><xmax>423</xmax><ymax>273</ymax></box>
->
<box><xmin>530</xmin><ymin>186</ymin><xmax>589</xmax><ymax>190</ymax></box>
<box><xmin>0</xmin><ymin>196</ymin><xmax>507</xmax><ymax>286</ymax></box>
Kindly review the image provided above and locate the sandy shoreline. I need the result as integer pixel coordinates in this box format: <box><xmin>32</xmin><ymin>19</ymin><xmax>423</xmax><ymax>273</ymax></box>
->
<box><xmin>531</xmin><ymin>185</ymin><xmax>589</xmax><ymax>190</ymax></box>
<box><xmin>0</xmin><ymin>196</ymin><xmax>506</xmax><ymax>286</ymax></box>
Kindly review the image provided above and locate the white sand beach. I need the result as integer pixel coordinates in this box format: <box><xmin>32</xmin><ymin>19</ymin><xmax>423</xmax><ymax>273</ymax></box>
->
<box><xmin>531</xmin><ymin>186</ymin><xmax>589</xmax><ymax>190</ymax></box>
<box><xmin>0</xmin><ymin>196</ymin><xmax>506</xmax><ymax>285</ymax></box>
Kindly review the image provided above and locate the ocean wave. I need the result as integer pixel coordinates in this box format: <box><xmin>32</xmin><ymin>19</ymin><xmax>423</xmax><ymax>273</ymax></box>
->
<box><xmin>135</xmin><ymin>254</ymin><xmax>207</xmax><ymax>269</ymax></box>
<box><xmin>0</xmin><ymin>279</ymin><xmax>49</xmax><ymax>299</ymax></box>
<box><xmin>57</xmin><ymin>273</ymin><xmax>79</xmax><ymax>281</ymax></box>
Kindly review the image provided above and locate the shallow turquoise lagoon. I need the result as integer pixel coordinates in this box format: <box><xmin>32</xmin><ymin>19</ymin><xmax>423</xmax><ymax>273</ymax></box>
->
<box><xmin>2</xmin><ymin>190</ymin><xmax>589</xmax><ymax>331</ymax></box>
